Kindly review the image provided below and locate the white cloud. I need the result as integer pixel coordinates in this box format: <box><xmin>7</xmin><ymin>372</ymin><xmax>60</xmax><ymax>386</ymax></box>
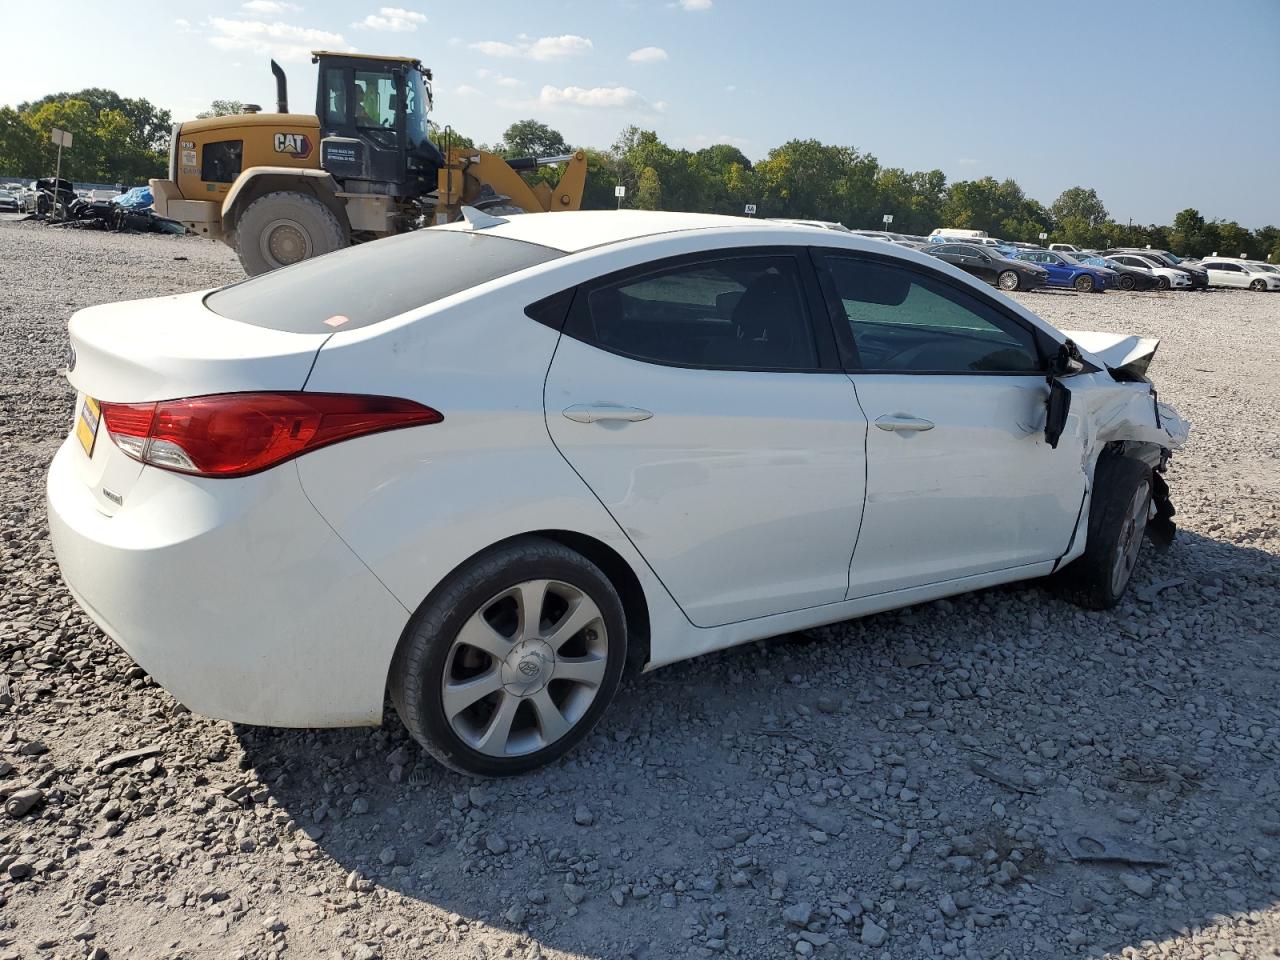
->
<box><xmin>477</xmin><ymin>68</ymin><xmax>522</xmax><ymax>87</ymax></box>
<box><xmin>628</xmin><ymin>46</ymin><xmax>668</xmax><ymax>63</ymax></box>
<box><xmin>174</xmin><ymin>17</ymin><xmax>196</xmax><ymax>33</ymax></box>
<box><xmin>454</xmin><ymin>85</ymin><xmax>481</xmax><ymax>96</ymax></box>
<box><xmin>680</xmin><ymin>0</ymin><xmax>712</xmax><ymax>9</ymax></box>
<box><xmin>352</xmin><ymin>6</ymin><xmax>426</xmax><ymax>31</ymax></box>
<box><xmin>208</xmin><ymin>18</ymin><xmax>347</xmax><ymax>62</ymax></box>
<box><xmin>242</xmin><ymin>0</ymin><xmax>301</xmax><ymax>14</ymax></box>
<box><xmin>470</xmin><ymin>34</ymin><xmax>593</xmax><ymax>61</ymax></box>
<box><xmin>539</xmin><ymin>84</ymin><xmax>642</xmax><ymax>108</ymax></box>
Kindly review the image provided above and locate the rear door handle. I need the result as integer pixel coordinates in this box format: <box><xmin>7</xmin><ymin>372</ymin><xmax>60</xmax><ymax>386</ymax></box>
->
<box><xmin>562</xmin><ymin>403</ymin><xmax>654</xmax><ymax>424</ymax></box>
<box><xmin>875</xmin><ymin>414</ymin><xmax>935</xmax><ymax>433</ymax></box>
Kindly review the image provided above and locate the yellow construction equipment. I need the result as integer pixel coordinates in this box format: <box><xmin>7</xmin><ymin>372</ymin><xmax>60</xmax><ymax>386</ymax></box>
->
<box><xmin>150</xmin><ymin>52</ymin><xmax>587</xmax><ymax>275</ymax></box>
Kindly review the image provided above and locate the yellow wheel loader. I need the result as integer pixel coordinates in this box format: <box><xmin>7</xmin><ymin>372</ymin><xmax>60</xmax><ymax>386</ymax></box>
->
<box><xmin>149</xmin><ymin>52</ymin><xmax>587</xmax><ymax>275</ymax></box>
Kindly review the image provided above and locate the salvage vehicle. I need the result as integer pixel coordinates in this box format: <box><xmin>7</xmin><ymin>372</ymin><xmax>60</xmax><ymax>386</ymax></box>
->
<box><xmin>925</xmin><ymin>241</ymin><xmax>1048</xmax><ymax>291</ymax></box>
<box><xmin>1104</xmin><ymin>249</ymin><xmax>1209</xmax><ymax>289</ymax></box>
<box><xmin>1076</xmin><ymin>255</ymin><xmax>1162</xmax><ymax>291</ymax></box>
<box><xmin>1196</xmin><ymin>258</ymin><xmax>1280</xmax><ymax>291</ymax></box>
<box><xmin>1104</xmin><ymin>252</ymin><xmax>1194</xmax><ymax>290</ymax></box>
<box><xmin>1014</xmin><ymin>250</ymin><xmax>1116</xmax><ymax>292</ymax></box>
<box><xmin>150</xmin><ymin>52</ymin><xmax>587</xmax><ymax>276</ymax></box>
<box><xmin>48</xmin><ymin>211</ymin><xmax>1188</xmax><ymax>777</ymax></box>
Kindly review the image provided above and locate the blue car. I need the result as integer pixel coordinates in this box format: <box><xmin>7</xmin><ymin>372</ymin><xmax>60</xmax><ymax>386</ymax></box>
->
<box><xmin>1013</xmin><ymin>250</ymin><xmax>1114</xmax><ymax>293</ymax></box>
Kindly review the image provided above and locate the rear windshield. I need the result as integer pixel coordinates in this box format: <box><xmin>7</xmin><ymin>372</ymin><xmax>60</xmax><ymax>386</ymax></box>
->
<box><xmin>205</xmin><ymin>228</ymin><xmax>564</xmax><ymax>332</ymax></box>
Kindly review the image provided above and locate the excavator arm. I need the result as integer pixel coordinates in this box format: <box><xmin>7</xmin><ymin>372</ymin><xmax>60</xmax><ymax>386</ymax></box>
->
<box><xmin>436</xmin><ymin>149</ymin><xmax>587</xmax><ymax>222</ymax></box>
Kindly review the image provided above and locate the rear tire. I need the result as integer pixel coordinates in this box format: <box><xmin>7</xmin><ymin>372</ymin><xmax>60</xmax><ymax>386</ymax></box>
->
<box><xmin>235</xmin><ymin>191</ymin><xmax>348</xmax><ymax>276</ymax></box>
<box><xmin>1053</xmin><ymin>455</ymin><xmax>1153</xmax><ymax>610</ymax></box>
<box><xmin>389</xmin><ymin>537</ymin><xmax>627</xmax><ymax>777</ymax></box>
<box><xmin>997</xmin><ymin>270</ymin><xmax>1020</xmax><ymax>291</ymax></box>
<box><xmin>1074</xmin><ymin>274</ymin><xmax>1095</xmax><ymax>293</ymax></box>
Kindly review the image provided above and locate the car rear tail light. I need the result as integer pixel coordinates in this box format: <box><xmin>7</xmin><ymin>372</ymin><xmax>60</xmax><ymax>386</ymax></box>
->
<box><xmin>99</xmin><ymin>392</ymin><xmax>442</xmax><ymax>478</ymax></box>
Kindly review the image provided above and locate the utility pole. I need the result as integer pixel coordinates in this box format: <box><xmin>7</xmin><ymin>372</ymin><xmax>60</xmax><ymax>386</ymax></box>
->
<box><xmin>49</xmin><ymin>128</ymin><xmax>73</xmax><ymax>220</ymax></box>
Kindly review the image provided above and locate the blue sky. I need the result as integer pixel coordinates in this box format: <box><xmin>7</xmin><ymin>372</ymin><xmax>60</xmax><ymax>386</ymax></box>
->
<box><xmin>4</xmin><ymin>0</ymin><xmax>1278</xmax><ymax>226</ymax></box>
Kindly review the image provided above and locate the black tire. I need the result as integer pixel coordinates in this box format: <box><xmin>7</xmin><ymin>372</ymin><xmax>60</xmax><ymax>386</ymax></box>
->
<box><xmin>234</xmin><ymin>191</ymin><xmax>348</xmax><ymax>276</ymax></box>
<box><xmin>1119</xmin><ymin>274</ymin><xmax>1136</xmax><ymax>291</ymax></box>
<box><xmin>389</xmin><ymin>537</ymin><xmax>627</xmax><ymax>777</ymax></box>
<box><xmin>1053</xmin><ymin>455</ymin><xmax>1153</xmax><ymax>610</ymax></box>
<box><xmin>1074</xmin><ymin>274</ymin><xmax>1095</xmax><ymax>293</ymax></box>
<box><xmin>1250</xmin><ymin>279</ymin><xmax>1267</xmax><ymax>292</ymax></box>
<box><xmin>1157</xmin><ymin>276</ymin><xmax>1171</xmax><ymax>290</ymax></box>
<box><xmin>997</xmin><ymin>270</ymin><xmax>1020</xmax><ymax>292</ymax></box>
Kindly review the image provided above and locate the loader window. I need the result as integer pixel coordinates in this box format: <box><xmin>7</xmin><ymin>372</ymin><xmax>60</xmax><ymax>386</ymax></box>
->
<box><xmin>354</xmin><ymin>72</ymin><xmax>396</xmax><ymax>128</ymax></box>
<box><xmin>323</xmin><ymin>68</ymin><xmax>348</xmax><ymax>125</ymax></box>
<box><xmin>201</xmin><ymin>140</ymin><xmax>243</xmax><ymax>184</ymax></box>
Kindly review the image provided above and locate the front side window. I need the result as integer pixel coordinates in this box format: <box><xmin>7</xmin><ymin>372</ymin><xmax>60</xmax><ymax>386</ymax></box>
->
<box><xmin>823</xmin><ymin>256</ymin><xmax>1041</xmax><ymax>374</ymax></box>
<box><xmin>201</xmin><ymin>140</ymin><xmax>243</xmax><ymax>183</ymax></box>
<box><xmin>576</xmin><ymin>255</ymin><xmax>818</xmax><ymax>370</ymax></box>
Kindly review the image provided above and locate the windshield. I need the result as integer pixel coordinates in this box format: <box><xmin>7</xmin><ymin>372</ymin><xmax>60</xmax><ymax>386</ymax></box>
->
<box><xmin>405</xmin><ymin>67</ymin><xmax>431</xmax><ymax>149</ymax></box>
<box><xmin>1163</xmin><ymin>252</ymin><xmax>1185</xmax><ymax>264</ymax></box>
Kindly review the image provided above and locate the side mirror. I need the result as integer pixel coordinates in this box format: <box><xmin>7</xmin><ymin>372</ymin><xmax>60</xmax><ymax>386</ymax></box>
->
<box><xmin>1050</xmin><ymin>338</ymin><xmax>1085</xmax><ymax>378</ymax></box>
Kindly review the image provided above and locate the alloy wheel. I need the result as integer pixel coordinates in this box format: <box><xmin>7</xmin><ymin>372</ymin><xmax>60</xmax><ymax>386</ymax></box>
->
<box><xmin>998</xmin><ymin>270</ymin><xmax>1019</xmax><ymax>291</ymax></box>
<box><xmin>1110</xmin><ymin>480</ymin><xmax>1150</xmax><ymax>596</ymax></box>
<box><xmin>441</xmin><ymin>579</ymin><xmax>608</xmax><ymax>757</ymax></box>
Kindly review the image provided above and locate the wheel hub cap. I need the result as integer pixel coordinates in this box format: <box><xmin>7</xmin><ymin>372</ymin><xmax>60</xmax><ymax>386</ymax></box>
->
<box><xmin>502</xmin><ymin>639</ymin><xmax>555</xmax><ymax>696</ymax></box>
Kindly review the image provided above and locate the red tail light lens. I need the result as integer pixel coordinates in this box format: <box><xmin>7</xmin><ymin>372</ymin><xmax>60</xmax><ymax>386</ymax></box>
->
<box><xmin>99</xmin><ymin>393</ymin><xmax>442</xmax><ymax>478</ymax></box>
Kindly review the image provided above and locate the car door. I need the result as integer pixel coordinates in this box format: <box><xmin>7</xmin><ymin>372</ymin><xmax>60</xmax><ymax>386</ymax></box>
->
<box><xmin>958</xmin><ymin>245</ymin><xmax>999</xmax><ymax>284</ymax></box>
<box><xmin>1208</xmin><ymin>262</ymin><xmax>1244</xmax><ymax>287</ymax></box>
<box><xmin>1039</xmin><ymin>252</ymin><xmax>1074</xmax><ymax>286</ymax></box>
<box><xmin>543</xmin><ymin>249</ymin><xmax>868</xmax><ymax>628</ymax></box>
<box><xmin>812</xmin><ymin>250</ymin><xmax>1087</xmax><ymax>597</ymax></box>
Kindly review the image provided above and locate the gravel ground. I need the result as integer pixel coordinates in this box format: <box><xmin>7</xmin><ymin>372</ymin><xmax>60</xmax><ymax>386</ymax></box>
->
<box><xmin>2</xmin><ymin>216</ymin><xmax>1279</xmax><ymax>960</ymax></box>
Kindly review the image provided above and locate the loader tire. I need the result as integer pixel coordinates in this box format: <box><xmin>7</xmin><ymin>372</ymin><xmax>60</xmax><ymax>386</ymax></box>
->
<box><xmin>235</xmin><ymin>191</ymin><xmax>347</xmax><ymax>276</ymax></box>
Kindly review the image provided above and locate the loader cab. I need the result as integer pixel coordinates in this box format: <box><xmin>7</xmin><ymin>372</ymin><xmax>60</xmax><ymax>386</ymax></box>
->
<box><xmin>312</xmin><ymin>50</ymin><xmax>442</xmax><ymax>199</ymax></box>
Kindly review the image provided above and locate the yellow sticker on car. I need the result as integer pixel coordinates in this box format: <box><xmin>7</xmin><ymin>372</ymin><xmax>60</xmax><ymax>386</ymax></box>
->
<box><xmin>75</xmin><ymin>396</ymin><xmax>100</xmax><ymax>458</ymax></box>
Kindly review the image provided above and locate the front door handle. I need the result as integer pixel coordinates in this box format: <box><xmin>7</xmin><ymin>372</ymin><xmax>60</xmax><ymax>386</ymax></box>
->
<box><xmin>875</xmin><ymin>414</ymin><xmax>935</xmax><ymax>433</ymax></box>
<box><xmin>562</xmin><ymin>403</ymin><xmax>654</xmax><ymax>424</ymax></box>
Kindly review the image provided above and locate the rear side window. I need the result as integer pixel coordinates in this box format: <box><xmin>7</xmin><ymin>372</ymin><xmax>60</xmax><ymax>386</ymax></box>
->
<box><xmin>570</xmin><ymin>254</ymin><xmax>818</xmax><ymax>370</ymax></box>
<box><xmin>201</xmin><ymin>140</ymin><xmax>243</xmax><ymax>183</ymax></box>
<box><xmin>206</xmin><ymin>229</ymin><xmax>563</xmax><ymax>332</ymax></box>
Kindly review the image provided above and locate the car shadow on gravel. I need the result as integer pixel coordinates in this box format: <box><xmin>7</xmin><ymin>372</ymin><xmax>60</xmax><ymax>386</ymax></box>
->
<box><xmin>234</xmin><ymin>528</ymin><xmax>1280</xmax><ymax>960</ymax></box>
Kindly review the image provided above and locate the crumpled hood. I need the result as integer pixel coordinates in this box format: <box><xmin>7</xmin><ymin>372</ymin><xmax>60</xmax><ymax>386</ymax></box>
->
<box><xmin>1064</xmin><ymin>329</ymin><xmax>1160</xmax><ymax>379</ymax></box>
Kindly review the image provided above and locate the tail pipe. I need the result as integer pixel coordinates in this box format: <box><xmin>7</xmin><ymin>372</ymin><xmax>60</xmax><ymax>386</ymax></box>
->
<box><xmin>271</xmin><ymin>60</ymin><xmax>288</xmax><ymax>113</ymax></box>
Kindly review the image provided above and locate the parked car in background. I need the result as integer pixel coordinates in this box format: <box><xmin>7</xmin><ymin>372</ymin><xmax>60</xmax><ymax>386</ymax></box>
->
<box><xmin>1197</xmin><ymin>258</ymin><xmax>1280</xmax><ymax>291</ymax></box>
<box><xmin>926</xmin><ymin>242</ymin><xmax>1049</xmax><ymax>291</ymax></box>
<box><xmin>1104</xmin><ymin>249</ymin><xmax>1209</xmax><ymax>289</ymax></box>
<box><xmin>1048</xmin><ymin>243</ymin><xmax>1084</xmax><ymax>253</ymax></box>
<box><xmin>1075</xmin><ymin>255</ymin><xmax>1162</xmax><ymax>291</ymax></box>
<box><xmin>1103</xmin><ymin>252</ymin><xmax>1194</xmax><ymax>290</ymax></box>
<box><xmin>849</xmin><ymin>230</ymin><xmax>912</xmax><ymax>242</ymax></box>
<box><xmin>0</xmin><ymin>190</ymin><xmax>20</xmax><ymax>213</ymax></box>
<box><xmin>1013</xmin><ymin>250</ymin><xmax>1115</xmax><ymax>292</ymax></box>
<box><xmin>929</xmin><ymin>228</ymin><xmax>988</xmax><ymax>240</ymax></box>
<box><xmin>45</xmin><ymin>210</ymin><xmax>1188</xmax><ymax>776</ymax></box>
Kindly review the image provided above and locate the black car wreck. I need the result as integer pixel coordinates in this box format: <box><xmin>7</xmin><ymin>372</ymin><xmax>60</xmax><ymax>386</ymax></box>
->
<box><xmin>925</xmin><ymin>243</ymin><xmax>1050</xmax><ymax>292</ymax></box>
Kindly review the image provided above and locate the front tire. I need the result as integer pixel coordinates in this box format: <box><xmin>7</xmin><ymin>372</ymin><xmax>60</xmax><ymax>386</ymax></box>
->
<box><xmin>234</xmin><ymin>191</ymin><xmax>348</xmax><ymax>276</ymax></box>
<box><xmin>1157</xmin><ymin>276</ymin><xmax>1171</xmax><ymax>290</ymax></box>
<box><xmin>1054</xmin><ymin>455</ymin><xmax>1153</xmax><ymax>610</ymax></box>
<box><xmin>1119</xmin><ymin>274</ymin><xmax>1136</xmax><ymax>291</ymax></box>
<box><xmin>1074</xmin><ymin>274</ymin><xmax>1095</xmax><ymax>293</ymax></box>
<box><xmin>389</xmin><ymin>537</ymin><xmax>627</xmax><ymax>777</ymax></box>
<box><xmin>997</xmin><ymin>270</ymin><xmax>1020</xmax><ymax>292</ymax></box>
<box><xmin>1250</xmin><ymin>279</ymin><xmax>1267</xmax><ymax>292</ymax></box>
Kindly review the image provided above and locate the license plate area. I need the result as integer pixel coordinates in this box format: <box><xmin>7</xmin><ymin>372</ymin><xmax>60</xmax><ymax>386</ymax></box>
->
<box><xmin>75</xmin><ymin>395</ymin><xmax>101</xmax><ymax>458</ymax></box>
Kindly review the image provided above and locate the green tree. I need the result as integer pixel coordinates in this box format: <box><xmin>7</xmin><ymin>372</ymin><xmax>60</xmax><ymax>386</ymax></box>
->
<box><xmin>196</xmin><ymin>100</ymin><xmax>246</xmax><ymax>119</ymax></box>
<box><xmin>0</xmin><ymin>106</ymin><xmax>43</xmax><ymax>178</ymax></box>
<box><xmin>18</xmin><ymin>88</ymin><xmax>171</xmax><ymax>152</ymax></box>
<box><xmin>496</xmin><ymin>119</ymin><xmax>568</xmax><ymax>159</ymax></box>
<box><xmin>634</xmin><ymin>166</ymin><xmax>663</xmax><ymax>210</ymax></box>
<box><xmin>1169</xmin><ymin>208</ymin><xmax>1208</xmax><ymax>256</ymax></box>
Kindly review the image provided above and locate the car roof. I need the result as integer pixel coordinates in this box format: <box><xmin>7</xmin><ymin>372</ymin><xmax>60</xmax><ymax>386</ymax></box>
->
<box><xmin>433</xmin><ymin>210</ymin><xmax>866</xmax><ymax>254</ymax></box>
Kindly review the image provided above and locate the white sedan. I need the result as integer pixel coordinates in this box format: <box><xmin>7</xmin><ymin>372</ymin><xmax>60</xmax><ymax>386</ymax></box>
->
<box><xmin>48</xmin><ymin>211</ymin><xmax>1189</xmax><ymax>777</ymax></box>
<box><xmin>1197</xmin><ymin>258</ymin><xmax>1280</xmax><ymax>291</ymax></box>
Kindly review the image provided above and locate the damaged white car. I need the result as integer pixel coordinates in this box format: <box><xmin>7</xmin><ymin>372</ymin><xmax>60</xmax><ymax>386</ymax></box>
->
<box><xmin>47</xmin><ymin>211</ymin><xmax>1188</xmax><ymax>777</ymax></box>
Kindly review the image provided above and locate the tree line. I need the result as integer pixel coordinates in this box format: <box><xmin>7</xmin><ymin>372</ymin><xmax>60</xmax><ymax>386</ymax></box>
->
<box><xmin>2</xmin><ymin>91</ymin><xmax>1275</xmax><ymax>261</ymax></box>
